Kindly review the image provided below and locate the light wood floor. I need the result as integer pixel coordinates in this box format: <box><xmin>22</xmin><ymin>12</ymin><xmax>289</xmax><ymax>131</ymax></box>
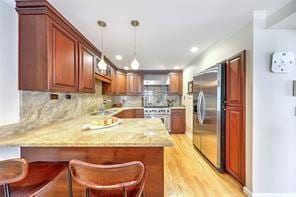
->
<box><xmin>164</xmin><ymin>135</ymin><xmax>245</xmax><ymax>197</ymax></box>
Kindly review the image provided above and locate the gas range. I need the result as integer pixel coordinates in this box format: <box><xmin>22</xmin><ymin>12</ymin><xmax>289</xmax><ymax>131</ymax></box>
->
<box><xmin>144</xmin><ymin>107</ymin><xmax>171</xmax><ymax>115</ymax></box>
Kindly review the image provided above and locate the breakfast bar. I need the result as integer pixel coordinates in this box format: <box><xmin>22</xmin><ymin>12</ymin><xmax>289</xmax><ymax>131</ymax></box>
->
<box><xmin>0</xmin><ymin>112</ymin><xmax>173</xmax><ymax>196</ymax></box>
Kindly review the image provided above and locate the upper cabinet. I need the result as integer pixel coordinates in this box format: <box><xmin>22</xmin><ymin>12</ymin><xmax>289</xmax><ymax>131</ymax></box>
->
<box><xmin>79</xmin><ymin>44</ymin><xmax>95</xmax><ymax>92</ymax></box>
<box><xmin>116</xmin><ymin>71</ymin><xmax>127</xmax><ymax>95</ymax></box>
<box><xmin>127</xmin><ymin>73</ymin><xmax>144</xmax><ymax>95</ymax></box>
<box><xmin>168</xmin><ymin>72</ymin><xmax>183</xmax><ymax>95</ymax></box>
<box><xmin>16</xmin><ymin>0</ymin><xmax>116</xmax><ymax>93</ymax></box>
<box><xmin>102</xmin><ymin>68</ymin><xmax>117</xmax><ymax>95</ymax></box>
<box><xmin>50</xmin><ymin>21</ymin><xmax>79</xmax><ymax>91</ymax></box>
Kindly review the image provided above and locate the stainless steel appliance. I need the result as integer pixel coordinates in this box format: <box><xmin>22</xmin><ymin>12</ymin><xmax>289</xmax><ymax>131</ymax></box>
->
<box><xmin>144</xmin><ymin>107</ymin><xmax>171</xmax><ymax>132</ymax></box>
<box><xmin>193</xmin><ymin>63</ymin><xmax>226</xmax><ymax>171</ymax></box>
<box><xmin>143</xmin><ymin>74</ymin><xmax>170</xmax><ymax>86</ymax></box>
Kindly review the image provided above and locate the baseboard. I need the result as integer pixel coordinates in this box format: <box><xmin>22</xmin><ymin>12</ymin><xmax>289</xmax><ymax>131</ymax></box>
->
<box><xmin>243</xmin><ymin>187</ymin><xmax>296</xmax><ymax>197</ymax></box>
<box><xmin>185</xmin><ymin>131</ymin><xmax>192</xmax><ymax>139</ymax></box>
<box><xmin>243</xmin><ymin>187</ymin><xmax>252</xmax><ymax>197</ymax></box>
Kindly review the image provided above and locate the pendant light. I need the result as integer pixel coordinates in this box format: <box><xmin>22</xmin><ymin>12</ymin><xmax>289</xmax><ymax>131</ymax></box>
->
<box><xmin>131</xmin><ymin>20</ymin><xmax>140</xmax><ymax>70</ymax></box>
<box><xmin>97</xmin><ymin>20</ymin><xmax>107</xmax><ymax>71</ymax></box>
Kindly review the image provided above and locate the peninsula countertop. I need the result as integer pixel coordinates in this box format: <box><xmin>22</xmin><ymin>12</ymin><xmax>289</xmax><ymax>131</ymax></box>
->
<box><xmin>0</xmin><ymin>108</ymin><xmax>173</xmax><ymax>147</ymax></box>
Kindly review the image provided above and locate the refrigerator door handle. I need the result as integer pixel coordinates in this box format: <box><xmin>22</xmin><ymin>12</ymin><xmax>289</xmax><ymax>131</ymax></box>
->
<box><xmin>201</xmin><ymin>91</ymin><xmax>206</xmax><ymax>124</ymax></box>
<box><xmin>197</xmin><ymin>91</ymin><xmax>202</xmax><ymax>124</ymax></box>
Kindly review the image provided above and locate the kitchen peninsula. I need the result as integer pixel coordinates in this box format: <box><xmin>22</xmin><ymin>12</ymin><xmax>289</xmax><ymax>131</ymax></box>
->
<box><xmin>0</xmin><ymin>108</ymin><xmax>173</xmax><ymax>196</ymax></box>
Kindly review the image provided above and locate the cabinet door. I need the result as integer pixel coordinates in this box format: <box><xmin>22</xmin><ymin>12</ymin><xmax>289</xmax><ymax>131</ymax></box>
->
<box><xmin>169</xmin><ymin>73</ymin><xmax>182</xmax><ymax>95</ymax></box>
<box><xmin>116</xmin><ymin>71</ymin><xmax>127</xmax><ymax>95</ymax></box>
<box><xmin>171</xmin><ymin>109</ymin><xmax>186</xmax><ymax>134</ymax></box>
<box><xmin>136</xmin><ymin>74</ymin><xmax>144</xmax><ymax>95</ymax></box>
<box><xmin>226</xmin><ymin>53</ymin><xmax>245</xmax><ymax>107</ymax></box>
<box><xmin>79</xmin><ymin>44</ymin><xmax>95</xmax><ymax>92</ymax></box>
<box><xmin>127</xmin><ymin>73</ymin><xmax>135</xmax><ymax>95</ymax></box>
<box><xmin>110</xmin><ymin>68</ymin><xmax>117</xmax><ymax>94</ymax></box>
<box><xmin>135</xmin><ymin>109</ymin><xmax>144</xmax><ymax>118</ymax></box>
<box><xmin>226</xmin><ymin>107</ymin><xmax>245</xmax><ymax>185</ymax></box>
<box><xmin>51</xmin><ymin>23</ymin><xmax>78</xmax><ymax>91</ymax></box>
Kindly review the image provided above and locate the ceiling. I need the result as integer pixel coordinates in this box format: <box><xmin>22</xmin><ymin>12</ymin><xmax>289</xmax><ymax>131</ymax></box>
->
<box><xmin>47</xmin><ymin>0</ymin><xmax>291</xmax><ymax>70</ymax></box>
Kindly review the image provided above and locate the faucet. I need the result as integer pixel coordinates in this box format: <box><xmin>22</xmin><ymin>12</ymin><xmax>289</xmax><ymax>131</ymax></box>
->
<box><xmin>98</xmin><ymin>99</ymin><xmax>111</xmax><ymax>115</ymax></box>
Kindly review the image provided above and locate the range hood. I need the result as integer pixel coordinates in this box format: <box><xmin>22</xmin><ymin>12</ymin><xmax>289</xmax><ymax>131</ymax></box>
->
<box><xmin>143</xmin><ymin>74</ymin><xmax>170</xmax><ymax>86</ymax></box>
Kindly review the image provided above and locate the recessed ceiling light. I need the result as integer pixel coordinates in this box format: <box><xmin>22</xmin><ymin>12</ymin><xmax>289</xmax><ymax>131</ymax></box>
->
<box><xmin>124</xmin><ymin>66</ymin><xmax>130</xmax><ymax>70</ymax></box>
<box><xmin>115</xmin><ymin>55</ymin><xmax>122</xmax><ymax>60</ymax></box>
<box><xmin>190</xmin><ymin>46</ymin><xmax>199</xmax><ymax>53</ymax></box>
<box><xmin>174</xmin><ymin>66</ymin><xmax>180</xmax><ymax>70</ymax></box>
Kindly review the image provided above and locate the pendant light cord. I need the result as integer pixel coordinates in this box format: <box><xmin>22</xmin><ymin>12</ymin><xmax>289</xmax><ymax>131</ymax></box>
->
<box><xmin>101</xmin><ymin>27</ymin><xmax>104</xmax><ymax>55</ymax></box>
<box><xmin>134</xmin><ymin>26</ymin><xmax>137</xmax><ymax>57</ymax></box>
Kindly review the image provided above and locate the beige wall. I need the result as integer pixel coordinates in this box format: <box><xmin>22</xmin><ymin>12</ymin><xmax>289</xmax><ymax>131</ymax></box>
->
<box><xmin>182</xmin><ymin>21</ymin><xmax>253</xmax><ymax>191</ymax></box>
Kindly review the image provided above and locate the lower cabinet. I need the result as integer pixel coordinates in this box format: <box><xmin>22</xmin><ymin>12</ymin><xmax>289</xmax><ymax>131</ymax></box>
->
<box><xmin>170</xmin><ymin>109</ymin><xmax>186</xmax><ymax>134</ymax></box>
<box><xmin>226</xmin><ymin>106</ymin><xmax>245</xmax><ymax>185</ymax></box>
<box><xmin>114</xmin><ymin>109</ymin><xmax>144</xmax><ymax>119</ymax></box>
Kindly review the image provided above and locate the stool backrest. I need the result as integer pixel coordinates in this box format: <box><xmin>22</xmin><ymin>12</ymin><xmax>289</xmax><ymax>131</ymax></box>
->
<box><xmin>0</xmin><ymin>158</ymin><xmax>28</xmax><ymax>185</ymax></box>
<box><xmin>69</xmin><ymin>160</ymin><xmax>146</xmax><ymax>197</ymax></box>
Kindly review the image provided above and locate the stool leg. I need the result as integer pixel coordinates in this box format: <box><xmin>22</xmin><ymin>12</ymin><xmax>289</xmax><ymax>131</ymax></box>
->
<box><xmin>86</xmin><ymin>188</ymin><xmax>90</xmax><ymax>197</ymax></box>
<box><xmin>3</xmin><ymin>184</ymin><xmax>10</xmax><ymax>197</ymax></box>
<box><xmin>67</xmin><ymin>167</ymin><xmax>73</xmax><ymax>197</ymax></box>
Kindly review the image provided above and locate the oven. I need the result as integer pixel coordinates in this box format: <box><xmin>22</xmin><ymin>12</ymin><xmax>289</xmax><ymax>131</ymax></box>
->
<box><xmin>144</xmin><ymin>108</ymin><xmax>171</xmax><ymax>133</ymax></box>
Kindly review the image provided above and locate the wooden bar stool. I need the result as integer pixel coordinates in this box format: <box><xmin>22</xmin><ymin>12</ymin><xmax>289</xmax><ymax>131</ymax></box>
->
<box><xmin>0</xmin><ymin>158</ymin><xmax>69</xmax><ymax>197</ymax></box>
<box><xmin>69</xmin><ymin>160</ymin><xmax>146</xmax><ymax>197</ymax></box>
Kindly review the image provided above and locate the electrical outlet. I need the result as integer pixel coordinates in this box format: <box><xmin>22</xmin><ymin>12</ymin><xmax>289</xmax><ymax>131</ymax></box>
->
<box><xmin>65</xmin><ymin>94</ymin><xmax>72</xmax><ymax>100</ymax></box>
<box><xmin>50</xmin><ymin>94</ymin><xmax>59</xmax><ymax>100</ymax></box>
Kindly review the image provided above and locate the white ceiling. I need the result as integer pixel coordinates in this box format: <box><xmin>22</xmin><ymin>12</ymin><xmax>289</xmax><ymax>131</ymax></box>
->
<box><xmin>47</xmin><ymin>0</ymin><xmax>291</xmax><ymax>70</ymax></box>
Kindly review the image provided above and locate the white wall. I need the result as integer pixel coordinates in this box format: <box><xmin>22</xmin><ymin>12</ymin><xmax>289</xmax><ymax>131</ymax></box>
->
<box><xmin>0</xmin><ymin>0</ymin><xmax>20</xmax><ymax>159</ymax></box>
<box><xmin>252</xmin><ymin>12</ymin><xmax>296</xmax><ymax>194</ymax></box>
<box><xmin>0</xmin><ymin>0</ymin><xmax>19</xmax><ymax>125</ymax></box>
<box><xmin>182</xmin><ymin>22</ymin><xmax>254</xmax><ymax>191</ymax></box>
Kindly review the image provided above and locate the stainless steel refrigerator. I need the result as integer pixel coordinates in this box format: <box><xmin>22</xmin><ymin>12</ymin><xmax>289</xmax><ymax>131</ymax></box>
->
<box><xmin>193</xmin><ymin>63</ymin><xmax>226</xmax><ymax>171</ymax></box>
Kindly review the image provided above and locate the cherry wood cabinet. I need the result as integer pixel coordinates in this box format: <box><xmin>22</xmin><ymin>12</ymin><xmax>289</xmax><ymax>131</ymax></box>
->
<box><xmin>168</xmin><ymin>73</ymin><xmax>182</xmax><ymax>95</ymax></box>
<box><xmin>50</xmin><ymin>21</ymin><xmax>79</xmax><ymax>91</ymax></box>
<box><xmin>116</xmin><ymin>71</ymin><xmax>127</xmax><ymax>95</ymax></box>
<box><xmin>225</xmin><ymin>51</ymin><xmax>246</xmax><ymax>185</ymax></box>
<box><xmin>102</xmin><ymin>68</ymin><xmax>117</xmax><ymax>95</ymax></box>
<box><xmin>114</xmin><ymin>109</ymin><xmax>144</xmax><ymax>119</ymax></box>
<box><xmin>226</xmin><ymin>106</ymin><xmax>245</xmax><ymax>185</ymax></box>
<box><xmin>127</xmin><ymin>73</ymin><xmax>144</xmax><ymax>95</ymax></box>
<box><xmin>16</xmin><ymin>0</ymin><xmax>117</xmax><ymax>93</ymax></box>
<box><xmin>170</xmin><ymin>109</ymin><xmax>186</xmax><ymax>134</ymax></box>
<box><xmin>79</xmin><ymin>44</ymin><xmax>95</xmax><ymax>92</ymax></box>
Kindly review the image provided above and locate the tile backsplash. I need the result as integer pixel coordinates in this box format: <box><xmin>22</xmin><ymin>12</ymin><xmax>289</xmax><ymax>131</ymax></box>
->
<box><xmin>113</xmin><ymin>86</ymin><xmax>181</xmax><ymax>107</ymax></box>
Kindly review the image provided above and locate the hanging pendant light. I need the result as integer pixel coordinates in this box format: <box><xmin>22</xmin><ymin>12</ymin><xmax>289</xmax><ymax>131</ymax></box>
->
<box><xmin>131</xmin><ymin>20</ymin><xmax>140</xmax><ymax>70</ymax></box>
<box><xmin>97</xmin><ymin>20</ymin><xmax>107</xmax><ymax>71</ymax></box>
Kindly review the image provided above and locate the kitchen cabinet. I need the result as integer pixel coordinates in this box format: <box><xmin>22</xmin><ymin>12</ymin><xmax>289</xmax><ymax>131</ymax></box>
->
<box><xmin>102</xmin><ymin>68</ymin><xmax>117</xmax><ymax>95</ymax></box>
<box><xmin>127</xmin><ymin>73</ymin><xmax>144</xmax><ymax>95</ymax></box>
<box><xmin>116</xmin><ymin>71</ymin><xmax>127</xmax><ymax>95</ymax></box>
<box><xmin>16</xmin><ymin>1</ymin><xmax>116</xmax><ymax>93</ymax></box>
<box><xmin>114</xmin><ymin>109</ymin><xmax>144</xmax><ymax>118</ymax></box>
<box><xmin>170</xmin><ymin>109</ymin><xmax>186</xmax><ymax>134</ymax></box>
<box><xmin>168</xmin><ymin>73</ymin><xmax>182</xmax><ymax>95</ymax></box>
<box><xmin>226</xmin><ymin>107</ymin><xmax>245</xmax><ymax>185</ymax></box>
<box><xmin>79</xmin><ymin>43</ymin><xmax>95</xmax><ymax>92</ymax></box>
<box><xmin>225</xmin><ymin>51</ymin><xmax>246</xmax><ymax>185</ymax></box>
<box><xmin>51</xmin><ymin>22</ymin><xmax>79</xmax><ymax>92</ymax></box>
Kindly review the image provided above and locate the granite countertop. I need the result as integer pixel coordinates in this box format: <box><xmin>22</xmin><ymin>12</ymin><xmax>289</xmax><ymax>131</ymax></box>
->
<box><xmin>0</xmin><ymin>107</ymin><xmax>173</xmax><ymax>147</ymax></box>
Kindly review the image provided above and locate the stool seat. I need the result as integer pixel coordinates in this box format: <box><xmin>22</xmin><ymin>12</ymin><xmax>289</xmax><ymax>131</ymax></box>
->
<box><xmin>0</xmin><ymin>160</ymin><xmax>68</xmax><ymax>197</ymax></box>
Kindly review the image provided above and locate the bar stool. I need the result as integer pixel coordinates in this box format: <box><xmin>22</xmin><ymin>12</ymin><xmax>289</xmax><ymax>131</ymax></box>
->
<box><xmin>69</xmin><ymin>160</ymin><xmax>146</xmax><ymax>197</ymax></box>
<box><xmin>0</xmin><ymin>158</ymin><xmax>69</xmax><ymax>197</ymax></box>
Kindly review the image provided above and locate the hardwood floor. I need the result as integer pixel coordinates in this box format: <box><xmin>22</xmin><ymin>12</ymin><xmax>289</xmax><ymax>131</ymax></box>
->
<box><xmin>164</xmin><ymin>135</ymin><xmax>245</xmax><ymax>197</ymax></box>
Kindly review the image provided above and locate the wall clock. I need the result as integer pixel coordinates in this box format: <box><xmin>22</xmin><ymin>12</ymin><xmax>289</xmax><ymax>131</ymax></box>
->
<box><xmin>271</xmin><ymin>51</ymin><xmax>295</xmax><ymax>73</ymax></box>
